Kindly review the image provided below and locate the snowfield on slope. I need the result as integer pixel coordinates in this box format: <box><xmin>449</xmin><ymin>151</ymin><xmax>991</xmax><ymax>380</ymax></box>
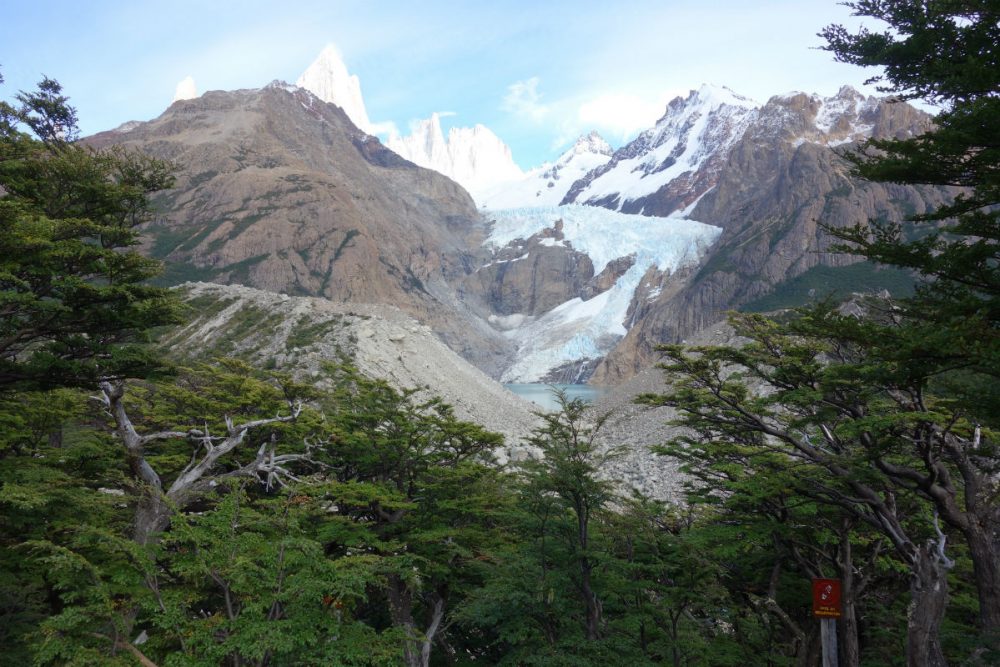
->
<box><xmin>577</xmin><ymin>85</ymin><xmax>758</xmax><ymax>209</ymax></box>
<box><xmin>484</xmin><ymin>205</ymin><xmax>722</xmax><ymax>382</ymax></box>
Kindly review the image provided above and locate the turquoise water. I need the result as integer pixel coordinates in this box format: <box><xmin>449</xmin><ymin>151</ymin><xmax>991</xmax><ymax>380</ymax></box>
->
<box><xmin>505</xmin><ymin>383</ymin><xmax>606</xmax><ymax>412</ymax></box>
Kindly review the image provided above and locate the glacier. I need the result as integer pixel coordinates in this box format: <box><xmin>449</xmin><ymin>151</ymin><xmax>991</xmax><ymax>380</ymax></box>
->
<box><xmin>484</xmin><ymin>205</ymin><xmax>722</xmax><ymax>382</ymax></box>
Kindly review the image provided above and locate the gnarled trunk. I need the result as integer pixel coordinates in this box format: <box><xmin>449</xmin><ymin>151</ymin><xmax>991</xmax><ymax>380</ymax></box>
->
<box><xmin>964</xmin><ymin>522</ymin><xmax>1000</xmax><ymax>638</ymax></box>
<box><xmin>133</xmin><ymin>491</ymin><xmax>171</xmax><ymax>547</ymax></box>
<box><xmin>906</xmin><ymin>544</ymin><xmax>950</xmax><ymax>667</ymax></box>
<box><xmin>386</xmin><ymin>574</ymin><xmax>445</xmax><ymax>667</ymax></box>
<box><xmin>837</xmin><ymin>527</ymin><xmax>861</xmax><ymax>667</ymax></box>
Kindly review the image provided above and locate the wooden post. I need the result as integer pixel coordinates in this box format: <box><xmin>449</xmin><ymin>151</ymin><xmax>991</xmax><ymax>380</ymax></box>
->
<box><xmin>821</xmin><ymin>617</ymin><xmax>838</xmax><ymax>667</ymax></box>
<box><xmin>813</xmin><ymin>579</ymin><xmax>842</xmax><ymax>667</ymax></box>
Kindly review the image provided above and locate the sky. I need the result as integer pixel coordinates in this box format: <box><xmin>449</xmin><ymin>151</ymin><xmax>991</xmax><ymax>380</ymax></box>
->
<box><xmin>0</xmin><ymin>0</ymin><xmax>883</xmax><ymax>169</ymax></box>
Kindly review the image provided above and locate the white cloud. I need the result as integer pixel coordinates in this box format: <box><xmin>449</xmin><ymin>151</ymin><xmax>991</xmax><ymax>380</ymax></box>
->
<box><xmin>172</xmin><ymin>76</ymin><xmax>198</xmax><ymax>102</ymax></box>
<box><xmin>577</xmin><ymin>92</ymin><xmax>673</xmax><ymax>138</ymax></box>
<box><xmin>549</xmin><ymin>88</ymin><xmax>687</xmax><ymax>151</ymax></box>
<box><xmin>501</xmin><ymin>77</ymin><xmax>548</xmax><ymax>122</ymax></box>
<box><xmin>368</xmin><ymin>119</ymin><xmax>400</xmax><ymax>139</ymax></box>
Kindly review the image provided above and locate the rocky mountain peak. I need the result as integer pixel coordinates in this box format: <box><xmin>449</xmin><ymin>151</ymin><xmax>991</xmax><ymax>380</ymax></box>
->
<box><xmin>561</xmin><ymin>84</ymin><xmax>759</xmax><ymax>216</ymax></box>
<box><xmin>86</xmin><ymin>82</ymin><xmax>522</xmax><ymax>375</ymax></box>
<box><xmin>476</xmin><ymin>132</ymin><xmax>614</xmax><ymax>209</ymax></box>
<box><xmin>386</xmin><ymin>113</ymin><xmax>523</xmax><ymax>200</ymax></box>
<box><xmin>295</xmin><ymin>44</ymin><xmax>375</xmax><ymax>134</ymax></box>
<box><xmin>569</xmin><ymin>131</ymin><xmax>613</xmax><ymax>157</ymax></box>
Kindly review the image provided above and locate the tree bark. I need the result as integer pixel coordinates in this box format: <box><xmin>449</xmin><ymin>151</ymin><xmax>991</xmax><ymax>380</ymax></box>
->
<box><xmin>906</xmin><ymin>544</ymin><xmax>950</xmax><ymax>667</ymax></box>
<box><xmin>386</xmin><ymin>574</ymin><xmax>444</xmax><ymax>667</ymax></box>
<box><xmin>838</xmin><ymin>528</ymin><xmax>861</xmax><ymax>667</ymax></box>
<box><xmin>963</xmin><ymin>521</ymin><xmax>1000</xmax><ymax>637</ymax></box>
<box><xmin>575</xmin><ymin>497</ymin><xmax>601</xmax><ymax>640</ymax></box>
<box><xmin>580</xmin><ymin>558</ymin><xmax>601</xmax><ymax>641</ymax></box>
<box><xmin>133</xmin><ymin>492</ymin><xmax>171</xmax><ymax>547</ymax></box>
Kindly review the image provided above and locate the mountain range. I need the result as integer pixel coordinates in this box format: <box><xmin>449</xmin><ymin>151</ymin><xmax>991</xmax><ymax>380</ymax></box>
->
<box><xmin>92</xmin><ymin>47</ymin><xmax>944</xmax><ymax>387</ymax></box>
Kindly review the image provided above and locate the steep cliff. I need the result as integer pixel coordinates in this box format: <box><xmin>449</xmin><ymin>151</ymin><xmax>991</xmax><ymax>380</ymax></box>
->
<box><xmin>590</xmin><ymin>90</ymin><xmax>949</xmax><ymax>382</ymax></box>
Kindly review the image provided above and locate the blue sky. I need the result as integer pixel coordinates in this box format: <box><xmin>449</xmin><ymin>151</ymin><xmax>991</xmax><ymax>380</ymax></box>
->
<box><xmin>1</xmin><ymin>0</ymin><xmax>880</xmax><ymax>168</ymax></box>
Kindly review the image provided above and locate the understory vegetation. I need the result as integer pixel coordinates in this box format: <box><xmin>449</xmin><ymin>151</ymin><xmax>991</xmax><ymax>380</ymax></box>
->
<box><xmin>2</xmin><ymin>2</ymin><xmax>999</xmax><ymax>665</ymax></box>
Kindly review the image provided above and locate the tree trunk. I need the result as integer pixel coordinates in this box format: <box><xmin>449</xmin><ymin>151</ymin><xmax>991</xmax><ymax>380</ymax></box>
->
<box><xmin>906</xmin><ymin>545</ymin><xmax>950</xmax><ymax>667</ymax></box>
<box><xmin>838</xmin><ymin>528</ymin><xmax>861</xmax><ymax>667</ymax></box>
<box><xmin>576</xmin><ymin>505</ymin><xmax>601</xmax><ymax>640</ymax></box>
<box><xmin>386</xmin><ymin>574</ymin><xmax>420</xmax><ymax>667</ymax></box>
<box><xmin>963</xmin><ymin>522</ymin><xmax>1000</xmax><ymax>637</ymax></box>
<box><xmin>839</xmin><ymin>593</ymin><xmax>861</xmax><ymax>667</ymax></box>
<box><xmin>133</xmin><ymin>491</ymin><xmax>171</xmax><ymax>547</ymax></box>
<box><xmin>579</xmin><ymin>558</ymin><xmax>601</xmax><ymax>641</ymax></box>
<box><xmin>386</xmin><ymin>574</ymin><xmax>443</xmax><ymax>667</ymax></box>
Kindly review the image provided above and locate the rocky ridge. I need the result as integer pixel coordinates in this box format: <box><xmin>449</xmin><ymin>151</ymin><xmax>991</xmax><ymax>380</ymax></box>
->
<box><xmin>164</xmin><ymin>282</ymin><xmax>694</xmax><ymax>500</ymax></box>
<box><xmin>478</xmin><ymin>131</ymin><xmax>613</xmax><ymax>209</ymax></box>
<box><xmin>161</xmin><ymin>282</ymin><xmax>543</xmax><ymax>459</ymax></box>
<box><xmin>562</xmin><ymin>85</ymin><xmax>759</xmax><ymax>216</ymax></box>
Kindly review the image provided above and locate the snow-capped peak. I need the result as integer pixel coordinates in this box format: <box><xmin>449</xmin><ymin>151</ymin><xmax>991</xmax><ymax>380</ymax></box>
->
<box><xmin>387</xmin><ymin>113</ymin><xmax>522</xmax><ymax>199</ymax></box>
<box><xmin>567</xmin><ymin>85</ymin><xmax>760</xmax><ymax>215</ymax></box>
<box><xmin>296</xmin><ymin>44</ymin><xmax>375</xmax><ymax>134</ymax></box>
<box><xmin>565</xmin><ymin>131</ymin><xmax>613</xmax><ymax>159</ymax></box>
<box><xmin>690</xmin><ymin>83</ymin><xmax>758</xmax><ymax>111</ymax></box>
<box><xmin>478</xmin><ymin>131</ymin><xmax>613</xmax><ymax>209</ymax></box>
<box><xmin>760</xmin><ymin>86</ymin><xmax>882</xmax><ymax>147</ymax></box>
<box><xmin>172</xmin><ymin>76</ymin><xmax>198</xmax><ymax>102</ymax></box>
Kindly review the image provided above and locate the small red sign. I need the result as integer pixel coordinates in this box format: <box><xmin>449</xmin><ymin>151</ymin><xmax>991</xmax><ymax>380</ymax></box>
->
<box><xmin>812</xmin><ymin>578</ymin><xmax>842</xmax><ymax>618</ymax></box>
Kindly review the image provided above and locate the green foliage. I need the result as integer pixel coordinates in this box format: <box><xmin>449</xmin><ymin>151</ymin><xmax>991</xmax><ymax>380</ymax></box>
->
<box><xmin>0</xmin><ymin>387</ymin><xmax>136</xmax><ymax>664</ymax></box>
<box><xmin>456</xmin><ymin>396</ymin><xmax>751</xmax><ymax>665</ymax></box>
<box><xmin>152</xmin><ymin>488</ymin><xmax>394</xmax><ymax>666</ymax></box>
<box><xmin>819</xmin><ymin>2</ymin><xmax>1000</xmax><ymax>416</ymax></box>
<box><xmin>285</xmin><ymin>315</ymin><xmax>343</xmax><ymax>351</ymax></box>
<box><xmin>644</xmin><ymin>305</ymin><xmax>998</xmax><ymax>663</ymax></box>
<box><xmin>0</xmin><ymin>74</ymin><xmax>182</xmax><ymax>390</ymax></box>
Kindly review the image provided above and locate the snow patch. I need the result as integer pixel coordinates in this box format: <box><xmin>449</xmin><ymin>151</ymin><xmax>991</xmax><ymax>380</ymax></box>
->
<box><xmin>481</xmin><ymin>252</ymin><xmax>530</xmax><ymax>269</ymax></box>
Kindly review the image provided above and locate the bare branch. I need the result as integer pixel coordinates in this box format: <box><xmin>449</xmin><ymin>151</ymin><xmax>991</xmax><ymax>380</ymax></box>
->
<box><xmin>166</xmin><ymin>404</ymin><xmax>301</xmax><ymax>500</ymax></box>
<box><xmin>932</xmin><ymin>510</ymin><xmax>956</xmax><ymax>570</ymax></box>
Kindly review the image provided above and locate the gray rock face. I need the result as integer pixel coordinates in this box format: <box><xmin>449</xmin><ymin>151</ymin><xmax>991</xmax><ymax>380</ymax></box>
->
<box><xmin>469</xmin><ymin>240</ymin><xmax>595</xmax><ymax>317</ymax></box>
<box><xmin>590</xmin><ymin>91</ymin><xmax>948</xmax><ymax>383</ymax></box>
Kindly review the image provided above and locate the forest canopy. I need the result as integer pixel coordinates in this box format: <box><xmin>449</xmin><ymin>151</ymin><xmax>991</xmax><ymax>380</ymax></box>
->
<box><xmin>1</xmin><ymin>2</ymin><xmax>999</xmax><ymax>665</ymax></box>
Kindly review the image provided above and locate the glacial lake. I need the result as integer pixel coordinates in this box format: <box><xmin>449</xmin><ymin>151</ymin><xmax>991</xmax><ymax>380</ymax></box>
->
<box><xmin>504</xmin><ymin>383</ymin><xmax>607</xmax><ymax>413</ymax></box>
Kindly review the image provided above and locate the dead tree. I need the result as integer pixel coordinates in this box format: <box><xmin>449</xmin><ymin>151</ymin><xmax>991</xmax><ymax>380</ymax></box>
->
<box><xmin>96</xmin><ymin>380</ymin><xmax>307</xmax><ymax>546</ymax></box>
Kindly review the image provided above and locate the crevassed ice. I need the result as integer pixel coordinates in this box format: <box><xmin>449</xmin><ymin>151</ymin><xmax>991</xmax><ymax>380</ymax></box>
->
<box><xmin>484</xmin><ymin>205</ymin><xmax>722</xmax><ymax>382</ymax></box>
